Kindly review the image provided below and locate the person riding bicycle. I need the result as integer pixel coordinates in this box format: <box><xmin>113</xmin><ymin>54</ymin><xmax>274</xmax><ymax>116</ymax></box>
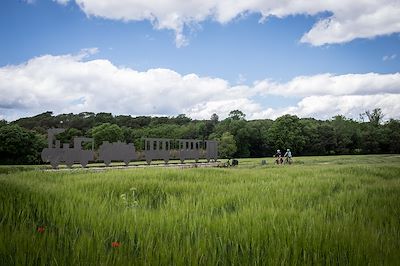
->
<box><xmin>284</xmin><ymin>149</ymin><xmax>292</xmax><ymax>164</ymax></box>
<box><xmin>274</xmin><ymin>149</ymin><xmax>283</xmax><ymax>164</ymax></box>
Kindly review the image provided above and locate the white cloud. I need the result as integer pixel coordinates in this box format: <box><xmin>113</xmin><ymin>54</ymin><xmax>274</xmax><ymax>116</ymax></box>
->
<box><xmin>1</xmin><ymin>50</ymin><xmax>399</xmax><ymax>121</ymax></box>
<box><xmin>300</xmin><ymin>4</ymin><xmax>400</xmax><ymax>45</ymax></box>
<box><xmin>236</xmin><ymin>74</ymin><xmax>247</xmax><ymax>85</ymax></box>
<box><xmin>53</xmin><ymin>0</ymin><xmax>69</xmax><ymax>5</ymax></box>
<box><xmin>187</xmin><ymin>98</ymin><xmax>261</xmax><ymax>120</ymax></box>
<box><xmin>383</xmin><ymin>54</ymin><xmax>397</xmax><ymax>61</ymax></box>
<box><xmin>55</xmin><ymin>0</ymin><xmax>400</xmax><ymax>46</ymax></box>
<box><xmin>254</xmin><ymin>73</ymin><xmax>400</xmax><ymax>97</ymax></box>
<box><xmin>0</xmin><ymin>50</ymin><xmax>255</xmax><ymax>120</ymax></box>
<box><xmin>253</xmin><ymin>94</ymin><xmax>400</xmax><ymax>120</ymax></box>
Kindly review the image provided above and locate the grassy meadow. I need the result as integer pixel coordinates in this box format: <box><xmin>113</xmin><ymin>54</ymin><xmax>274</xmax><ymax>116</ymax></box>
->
<box><xmin>1</xmin><ymin>155</ymin><xmax>400</xmax><ymax>265</ymax></box>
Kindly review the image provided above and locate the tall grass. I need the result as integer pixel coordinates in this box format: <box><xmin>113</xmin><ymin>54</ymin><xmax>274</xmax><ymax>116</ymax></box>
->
<box><xmin>1</xmin><ymin>155</ymin><xmax>399</xmax><ymax>265</ymax></box>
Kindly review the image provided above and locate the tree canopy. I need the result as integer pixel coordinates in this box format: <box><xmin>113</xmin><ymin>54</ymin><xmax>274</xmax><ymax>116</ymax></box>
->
<box><xmin>90</xmin><ymin>123</ymin><xmax>124</xmax><ymax>148</ymax></box>
<box><xmin>1</xmin><ymin>109</ymin><xmax>399</xmax><ymax>164</ymax></box>
<box><xmin>0</xmin><ymin>125</ymin><xmax>46</xmax><ymax>164</ymax></box>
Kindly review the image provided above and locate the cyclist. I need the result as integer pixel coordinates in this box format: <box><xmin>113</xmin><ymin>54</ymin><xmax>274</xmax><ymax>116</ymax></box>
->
<box><xmin>284</xmin><ymin>149</ymin><xmax>293</xmax><ymax>164</ymax></box>
<box><xmin>274</xmin><ymin>149</ymin><xmax>283</xmax><ymax>164</ymax></box>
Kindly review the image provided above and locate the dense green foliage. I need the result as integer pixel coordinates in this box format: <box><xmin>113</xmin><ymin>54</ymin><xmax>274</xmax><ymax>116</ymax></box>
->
<box><xmin>1</xmin><ymin>109</ymin><xmax>399</xmax><ymax>164</ymax></box>
<box><xmin>0</xmin><ymin>125</ymin><xmax>46</xmax><ymax>165</ymax></box>
<box><xmin>0</xmin><ymin>155</ymin><xmax>399</xmax><ymax>265</ymax></box>
<box><xmin>218</xmin><ymin>132</ymin><xmax>237</xmax><ymax>158</ymax></box>
<box><xmin>90</xmin><ymin>123</ymin><xmax>124</xmax><ymax>148</ymax></box>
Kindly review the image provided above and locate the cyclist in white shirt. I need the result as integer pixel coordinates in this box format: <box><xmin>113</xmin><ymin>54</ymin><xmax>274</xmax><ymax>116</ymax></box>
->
<box><xmin>284</xmin><ymin>149</ymin><xmax>292</xmax><ymax>164</ymax></box>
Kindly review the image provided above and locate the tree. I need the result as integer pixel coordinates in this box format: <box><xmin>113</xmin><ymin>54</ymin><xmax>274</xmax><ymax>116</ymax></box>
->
<box><xmin>121</xmin><ymin>126</ymin><xmax>135</xmax><ymax>144</ymax></box>
<box><xmin>149</xmin><ymin>116</ymin><xmax>171</xmax><ymax>126</ymax></box>
<box><xmin>13</xmin><ymin>111</ymin><xmax>57</xmax><ymax>130</ymax></box>
<box><xmin>143</xmin><ymin>124</ymin><xmax>183</xmax><ymax>139</ymax></box>
<box><xmin>57</xmin><ymin>128</ymin><xmax>83</xmax><ymax>146</ymax></box>
<box><xmin>174</xmin><ymin>114</ymin><xmax>192</xmax><ymax>125</ymax></box>
<box><xmin>210</xmin><ymin>113</ymin><xmax>219</xmax><ymax>124</ymax></box>
<box><xmin>133</xmin><ymin>116</ymin><xmax>151</xmax><ymax>127</ymax></box>
<box><xmin>180</xmin><ymin>123</ymin><xmax>199</xmax><ymax>139</ymax></box>
<box><xmin>316</xmin><ymin>123</ymin><xmax>336</xmax><ymax>154</ymax></box>
<box><xmin>300</xmin><ymin>118</ymin><xmax>320</xmax><ymax>155</ymax></box>
<box><xmin>247</xmin><ymin>120</ymin><xmax>273</xmax><ymax>157</ymax></box>
<box><xmin>5</xmin><ymin>110</ymin><xmax>400</xmax><ymax>158</ymax></box>
<box><xmin>94</xmin><ymin>113</ymin><xmax>115</xmax><ymax>125</ymax></box>
<box><xmin>197</xmin><ymin>122</ymin><xmax>208</xmax><ymax>140</ymax></box>
<box><xmin>364</xmin><ymin>108</ymin><xmax>384</xmax><ymax>126</ymax></box>
<box><xmin>115</xmin><ymin>115</ymin><xmax>136</xmax><ymax>128</ymax></box>
<box><xmin>64</xmin><ymin>112</ymin><xmax>95</xmax><ymax>131</ymax></box>
<box><xmin>385</xmin><ymin>119</ymin><xmax>400</xmax><ymax>153</ymax></box>
<box><xmin>90</xmin><ymin>123</ymin><xmax>123</xmax><ymax>148</ymax></box>
<box><xmin>202</xmin><ymin>121</ymin><xmax>215</xmax><ymax>139</ymax></box>
<box><xmin>0</xmin><ymin>119</ymin><xmax>7</xmax><ymax>127</ymax></box>
<box><xmin>330</xmin><ymin>115</ymin><xmax>359</xmax><ymax>154</ymax></box>
<box><xmin>0</xmin><ymin>125</ymin><xmax>46</xmax><ymax>164</ymax></box>
<box><xmin>228</xmin><ymin>119</ymin><xmax>250</xmax><ymax>157</ymax></box>
<box><xmin>219</xmin><ymin>132</ymin><xmax>237</xmax><ymax>158</ymax></box>
<box><xmin>201</xmin><ymin>113</ymin><xmax>219</xmax><ymax>139</ymax></box>
<box><xmin>360</xmin><ymin>125</ymin><xmax>381</xmax><ymax>153</ymax></box>
<box><xmin>228</xmin><ymin>110</ymin><xmax>246</xmax><ymax>120</ymax></box>
<box><xmin>355</xmin><ymin>110</ymin><xmax>390</xmax><ymax>154</ymax></box>
<box><xmin>267</xmin><ymin>115</ymin><xmax>306</xmax><ymax>154</ymax></box>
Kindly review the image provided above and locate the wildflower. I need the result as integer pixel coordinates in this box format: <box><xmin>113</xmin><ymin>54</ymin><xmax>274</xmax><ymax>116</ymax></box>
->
<box><xmin>111</xmin><ymin>241</ymin><xmax>121</xmax><ymax>248</ymax></box>
<box><xmin>37</xmin><ymin>226</ymin><xmax>45</xmax><ymax>233</ymax></box>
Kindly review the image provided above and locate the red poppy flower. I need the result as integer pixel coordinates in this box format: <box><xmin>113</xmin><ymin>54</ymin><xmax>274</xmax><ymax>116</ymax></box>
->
<box><xmin>111</xmin><ymin>242</ymin><xmax>121</xmax><ymax>248</ymax></box>
<box><xmin>37</xmin><ymin>226</ymin><xmax>45</xmax><ymax>233</ymax></box>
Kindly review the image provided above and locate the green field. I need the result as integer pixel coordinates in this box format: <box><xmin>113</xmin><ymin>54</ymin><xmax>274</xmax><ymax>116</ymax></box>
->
<box><xmin>1</xmin><ymin>155</ymin><xmax>400</xmax><ymax>265</ymax></box>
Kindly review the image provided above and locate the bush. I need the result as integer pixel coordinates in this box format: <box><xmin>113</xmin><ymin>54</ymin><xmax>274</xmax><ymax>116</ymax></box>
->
<box><xmin>0</xmin><ymin>125</ymin><xmax>46</xmax><ymax>164</ymax></box>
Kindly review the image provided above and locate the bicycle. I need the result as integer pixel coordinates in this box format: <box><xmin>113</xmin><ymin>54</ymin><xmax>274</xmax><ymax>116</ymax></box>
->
<box><xmin>284</xmin><ymin>157</ymin><xmax>293</xmax><ymax>165</ymax></box>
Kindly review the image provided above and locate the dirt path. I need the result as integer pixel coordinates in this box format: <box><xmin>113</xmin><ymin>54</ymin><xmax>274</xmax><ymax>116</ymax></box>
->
<box><xmin>43</xmin><ymin>161</ymin><xmax>221</xmax><ymax>172</ymax></box>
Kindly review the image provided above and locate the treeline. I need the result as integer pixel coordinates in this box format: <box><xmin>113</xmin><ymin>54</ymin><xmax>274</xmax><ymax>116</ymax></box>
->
<box><xmin>0</xmin><ymin>109</ymin><xmax>399</xmax><ymax>164</ymax></box>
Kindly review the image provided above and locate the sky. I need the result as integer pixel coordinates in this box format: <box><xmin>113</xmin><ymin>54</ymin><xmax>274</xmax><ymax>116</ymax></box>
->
<box><xmin>0</xmin><ymin>0</ymin><xmax>399</xmax><ymax>121</ymax></box>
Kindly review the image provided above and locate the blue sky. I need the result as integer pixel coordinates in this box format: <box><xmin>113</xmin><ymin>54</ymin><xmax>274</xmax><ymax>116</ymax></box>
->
<box><xmin>1</xmin><ymin>0</ymin><xmax>400</xmax><ymax>121</ymax></box>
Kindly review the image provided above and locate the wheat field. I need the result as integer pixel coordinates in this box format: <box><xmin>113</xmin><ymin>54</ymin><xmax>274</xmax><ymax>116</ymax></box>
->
<box><xmin>1</xmin><ymin>155</ymin><xmax>399</xmax><ymax>265</ymax></box>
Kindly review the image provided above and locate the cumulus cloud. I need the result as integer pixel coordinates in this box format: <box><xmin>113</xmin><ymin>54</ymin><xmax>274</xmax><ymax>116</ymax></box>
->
<box><xmin>254</xmin><ymin>73</ymin><xmax>400</xmax><ymax>97</ymax></box>
<box><xmin>0</xmin><ymin>50</ymin><xmax>399</xmax><ymax>121</ymax></box>
<box><xmin>253</xmin><ymin>94</ymin><xmax>400</xmax><ymax>120</ymax></box>
<box><xmin>300</xmin><ymin>4</ymin><xmax>400</xmax><ymax>45</ymax></box>
<box><xmin>55</xmin><ymin>0</ymin><xmax>400</xmax><ymax>46</ymax></box>
<box><xmin>0</xmin><ymin>50</ymin><xmax>254</xmax><ymax>120</ymax></box>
